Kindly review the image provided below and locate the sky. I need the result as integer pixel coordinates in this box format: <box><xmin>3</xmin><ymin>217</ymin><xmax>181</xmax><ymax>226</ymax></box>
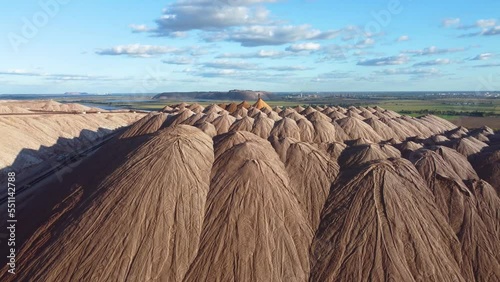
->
<box><xmin>0</xmin><ymin>0</ymin><xmax>499</xmax><ymax>94</ymax></box>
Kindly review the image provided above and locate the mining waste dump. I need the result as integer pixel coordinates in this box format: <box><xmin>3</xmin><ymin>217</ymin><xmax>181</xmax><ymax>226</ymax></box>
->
<box><xmin>2</xmin><ymin>98</ymin><xmax>499</xmax><ymax>281</ymax></box>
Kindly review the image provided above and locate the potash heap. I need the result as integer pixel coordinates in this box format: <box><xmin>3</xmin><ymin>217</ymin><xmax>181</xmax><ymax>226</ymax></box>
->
<box><xmin>3</xmin><ymin>101</ymin><xmax>499</xmax><ymax>282</ymax></box>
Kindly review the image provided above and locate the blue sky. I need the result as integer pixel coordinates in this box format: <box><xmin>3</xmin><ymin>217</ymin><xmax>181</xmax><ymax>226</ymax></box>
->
<box><xmin>1</xmin><ymin>0</ymin><xmax>499</xmax><ymax>94</ymax></box>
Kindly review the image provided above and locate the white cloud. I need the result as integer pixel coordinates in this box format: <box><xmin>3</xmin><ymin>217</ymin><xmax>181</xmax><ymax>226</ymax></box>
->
<box><xmin>375</xmin><ymin>68</ymin><xmax>440</xmax><ymax>76</ymax></box>
<box><xmin>311</xmin><ymin>71</ymin><xmax>351</xmax><ymax>82</ymax></box>
<box><xmin>396</xmin><ymin>35</ymin><xmax>409</xmax><ymax>42</ymax></box>
<box><xmin>221</xmin><ymin>24</ymin><xmax>340</xmax><ymax>46</ymax></box>
<box><xmin>202</xmin><ymin>60</ymin><xmax>258</xmax><ymax>70</ymax></box>
<box><xmin>413</xmin><ymin>58</ymin><xmax>453</xmax><ymax>66</ymax></box>
<box><xmin>130</xmin><ymin>24</ymin><xmax>152</xmax><ymax>33</ymax></box>
<box><xmin>356</xmin><ymin>38</ymin><xmax>375</xmax><ymax>46</ymax></box>
<box><xmin>442</xmin><ymin>18</ymin><xmax>461</xmax><ymax>27</ymax></box>
<box><xmin>143</xmin><ymin>0</ymin><xmax>275</xmax><ymax>37</ymax></box>
<box><xmin>0</xmin><ymin>69</ymin><xmax>44</xmax><ymax>76</ymax></box>
<box><xmin>472</xmin><ymin>62</ymin><xmax>500</xmax><ymax>68</ymax></box>
<box><xmin>0</xmin><ymin>69</ymin><xmax>118</xmax><ymax>81</ymax></box>
<box><xmin>267</xmin><ymin>66</ymin><xmax>311</xmax><ymax>71</ymax></box>
<box><xmin>470</xmin><ymin>53</ymin><xmax>494</xmax><ymax>61</ymax></box>
<box><xmin>483</xmin><ymin>26</ymin><xmax>500</xmax><ymax>36</ymax></box>
<box><xmin>193</xmin><ymin>69</ymin><xmax>239</xmax><ymax>78</ymax></box>
<box><xmin>458</xmin><ymin>19</ymin><xmax>497</xmax><ymax>30</ymax></box>
<box><xmin>95</xmin><ymin>44</ymin><xmax>183</xmax><ymax>57</ymax></box>
<box><xmin>357</xmin><ymin>55</ymin><xmax>409</xmax><ymax>66</ymax></box>
<box><xmin>402</xmin><ymin>46</ymin><xmax>466</xmax><ymax>56</ymax></box>
<box><xmin>285</xmin><ymin>42</ymin><xmax>321</xmax><ymax>52</ymax></box>
<box><xmin>162</xmin><ymin>57</ymin><xmax>195</xmax><ymax>65</ymax></box>
<box><xmin>216</xmin><ymin>50</ymin><xmax>289</xmax><ymax>59</ymax></box>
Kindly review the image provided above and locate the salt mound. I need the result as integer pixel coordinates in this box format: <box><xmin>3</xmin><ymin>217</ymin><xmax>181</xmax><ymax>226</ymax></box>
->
<box><xmin>328</xmin><ymin>111</ymin><xmax>347</xmax><ymax>120</ymax></box>
<box><xmin>251</xmin><ymin>113</ymin><xmax>274</xmax><ymax>139</ymax></box>
<box><xmin>252</xmin><ymin>97</ymin><xmax>272</xmax><ymax>110</ymax></box>
<box><xmin>294</xmin><ymin>105</ymin><xmax>305</xmax><ymax>112</ymax></box>
<box><xmin>427</xmin><ymin>146</ymin><xmax>479</xmax><ymax>181</ymax></box>
<box><xmin>187</xmin><ymin>103</ymin><xmax>204</xmax><ymax>113</ymax></box>
<box><xmin>211</xmin><ymin>113</ymin><xmax>236</xmax><ymax>134</ymax></box>
<box><xmin>247</xmin><ymin>107</ymin><xmax>261</xmax><ymax>117</ymax></box>
<box><xmin>232</xmin><ymin>106</ymin><xmax>248</xmax><ymax>117</ymax></box>
<box><xmin>203</xmin><ymin>104</ymin><xmax>224</xmax><ymax>114</ymax></box>
<box><xmin>278</xmin><ymin>108</ymin><xmax>296</xmax><ymax>118</ymax></box>
<box><xmin>359</xmin><ymin>109</ymin><xmax>375</xmax><ymax>119</ymax></box>
<box><xmin>471</xmin><ymin>150</ymin><xmax>500</xmax><ymax>194</ymax></box>
<box><xmin>310</xmin><ymin>158</ymin><xmax>465</xmax><ymax>281</ymax></box>
<box><xmin>399</xmin><ymin>116</ymin><xmax>433</xmax><ymax>137</ymax></box>
<box><xmin>421</xmin><ymin>115</ymin><xmax>457</xmax><ymax>131</ymax></box>
<box><xmin>196</xmin><ymin>112</ymin><xmax>220</xmax><ymax>124</ymax></box>
<box><xmin>364</xmin><ymin>118</ymin><xmax>400</xmax><ymax>142</ymax></box>
<box><xmin>0</xmin><ymin>105</ymin><xmax>32</xmax><ymax>113</ymax></box>
<box><xmin>336</xmin><ymin>117</ymin><xmax>383</xmax><ymax>143</ymax></box>
<box><xmin>225</xmin><ymin>102</ymin><xmax>238</xmax><ymax>113</ymax></box>
<box><xmin>0</xmin><ymin>111</ymin><xmax>143</xmax><ymax>174</ymax></box>
<box><xmin>270</xmin><ymin>117</ymin><xmax>301</xmax><ymax>139</ymax></box>
<box><xmin>195</xmin><ymin>121</ymin><xmax>217</xmax><ymax>138</ymax></box>
<box><xmin>321</xmin><ymin>107</ymin><xmax>335</xmax><ymax>115</ymax></box>
<box><xmin>237</xmin><ymin>100</ymin><xmax>250</xmax><ymax>109</ymax></box>
<box><xmin>167</xmin><ymin>108</ymin><xmax>195</xmax><ymax>127</ymax></box>
<box><xmin>338</xmin><ymin>143</ymin><xmax>395</xmax><ymax>168</ymax></box>
<box><xmin>285</xmin><ymin>142</ymin><xmax>339</xmax><ymax>229</ymax></box>
<box><xmin>470</xmin><ymin>132</ymin><xmax>490</xmax><ymax>143</ymax></box>
<box><xmin>306</xmin><ymin>111</ymin><xmax>331</xmax><ymax>122</ymax></box>
<box><xmin>268</xmin><ymin>135</ymin><xmax>300</xmax><ymax>162</ymax></box>
<box><xmin>378</xmin><ymin>117</ymin><xmax>417</xmax><ymax>140</ymax></box>
<box><xmin>409</xmin><ymin>149</ymin><xmax>500</xmax><ymax>281</ymax></box>
<box><xmin>213</xmin><ymin>130</ymin><xmax>264</xmax><ymax>160</ymax></box>
<box><xmin>296</xmin><ymin>118</ymin><xmax>315</xmax><ymax>142</ymax></box>
<box><xmin>182</xmin><ymin>112</ymin><xmax>204</xmax><ymax>125</ymax></box>
<box><xmin>469</xmin><ymin>126</ymin><xmax>495</xmax><ymax>137</ymax></box>
<box><xmin>383</xmin><ymin>109</ymin><xmax>401</xmax><ymax>118</ymax></box>
<box><xmin>300</xmin><ymin>106</ymin><xmax>316</xmax><ymax>115</ymax></box>
<box><xmin>347</xmin><ymin>106</ymin><xmax>361</xmax><ymax>113</ymax></box>
<box><xmin>345</xmin><ymin>109</ymin><xmax>364</xmax><ymax>120</ymax></box>
<box><xmin>316</xmin><ymin>141</ymin><xmax>347</xmax><ymax>160</ymax></box>
<box><xmin>311</xmin><ymin>119</ymin><xmax>337</xmax><ymax>143</ymax></box>
<box><xmin>336</xmin><ymin>106</ymin><xmax>347</xmax><ymax>113</ymax></box>
<box><xmin>452</xmin><ymin>137</ymin><xmax>488</xmax><ymax>157</ymax></box>
<box><xmin>261</xmin><ymin>106</ymin><xmax>272</xmax><ymax>114</ymax></box>
<box><xmin>161</xmin><ymin>105</ymin><xmax>174</xmax><ymax>113</ymax></box>
<box><xmin>464</xmin><ymin>179</ymin><xmax>500</xmax><ymax>240</ymax></box>
<box><xmin>447</xmin><ymin>126</ymin><xmax>469</xmax><ymax>138</ymax></box>
<box><xmin>120</xmin><ymin>111</ymin><xmax>158</xmax><ymax>138</ymax></box>
<box><xmin>7</xmin><ymin>125</ymin><xmax>214</xmax><ymax>281</ymax></box>
<box><xmin>285</xmin><ymin>111</ymin><xmax>307</xmax><ymax>122</ymax></box>
<box><xmin>429</xmin><ymin>134</ymin><xmax>450</xmax><ymax>144</ymax></box>
<box><xmin>131</xmin><ymin>112</ymin><xmax>167</xmax><ymax>136</ymax></box>
<box><xmin>184</xmin><ymin>140</ymin><xmax>312</xmax><ymax>281</ymax></box>
<box><xmin>396</xmin><ymin>140</ymin><xmax>423</xmax><ymax>158</ymax></box>
<box><xmin>267</xmin><ymin>110</ymin><xmax>282</xmax><ymax>121</ymax></box>
<box><xmin>348</xmin><ymin>137</ymin><xmax>374</xmax><ymax>146</ymax></box>
<box><xmin>330</xmin><ymin>121</ymin><xmax>350</xmax><ymax>141</ymax></box>
<box><xmin>228</xmin><ymin>116</ymin><xmax>254</xmax><ymax>132</ymax></box>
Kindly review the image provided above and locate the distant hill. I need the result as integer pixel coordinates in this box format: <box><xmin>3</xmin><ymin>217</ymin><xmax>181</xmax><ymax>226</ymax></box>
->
<box><xmin>153</xmin><ymin>90</ymin><xmax>274</xmax><ymax>101</ymax></box>
<box><xmin>64</xmin><ymin>92</ymin><xmax>90</xmax><ymax>96</ymax></box>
